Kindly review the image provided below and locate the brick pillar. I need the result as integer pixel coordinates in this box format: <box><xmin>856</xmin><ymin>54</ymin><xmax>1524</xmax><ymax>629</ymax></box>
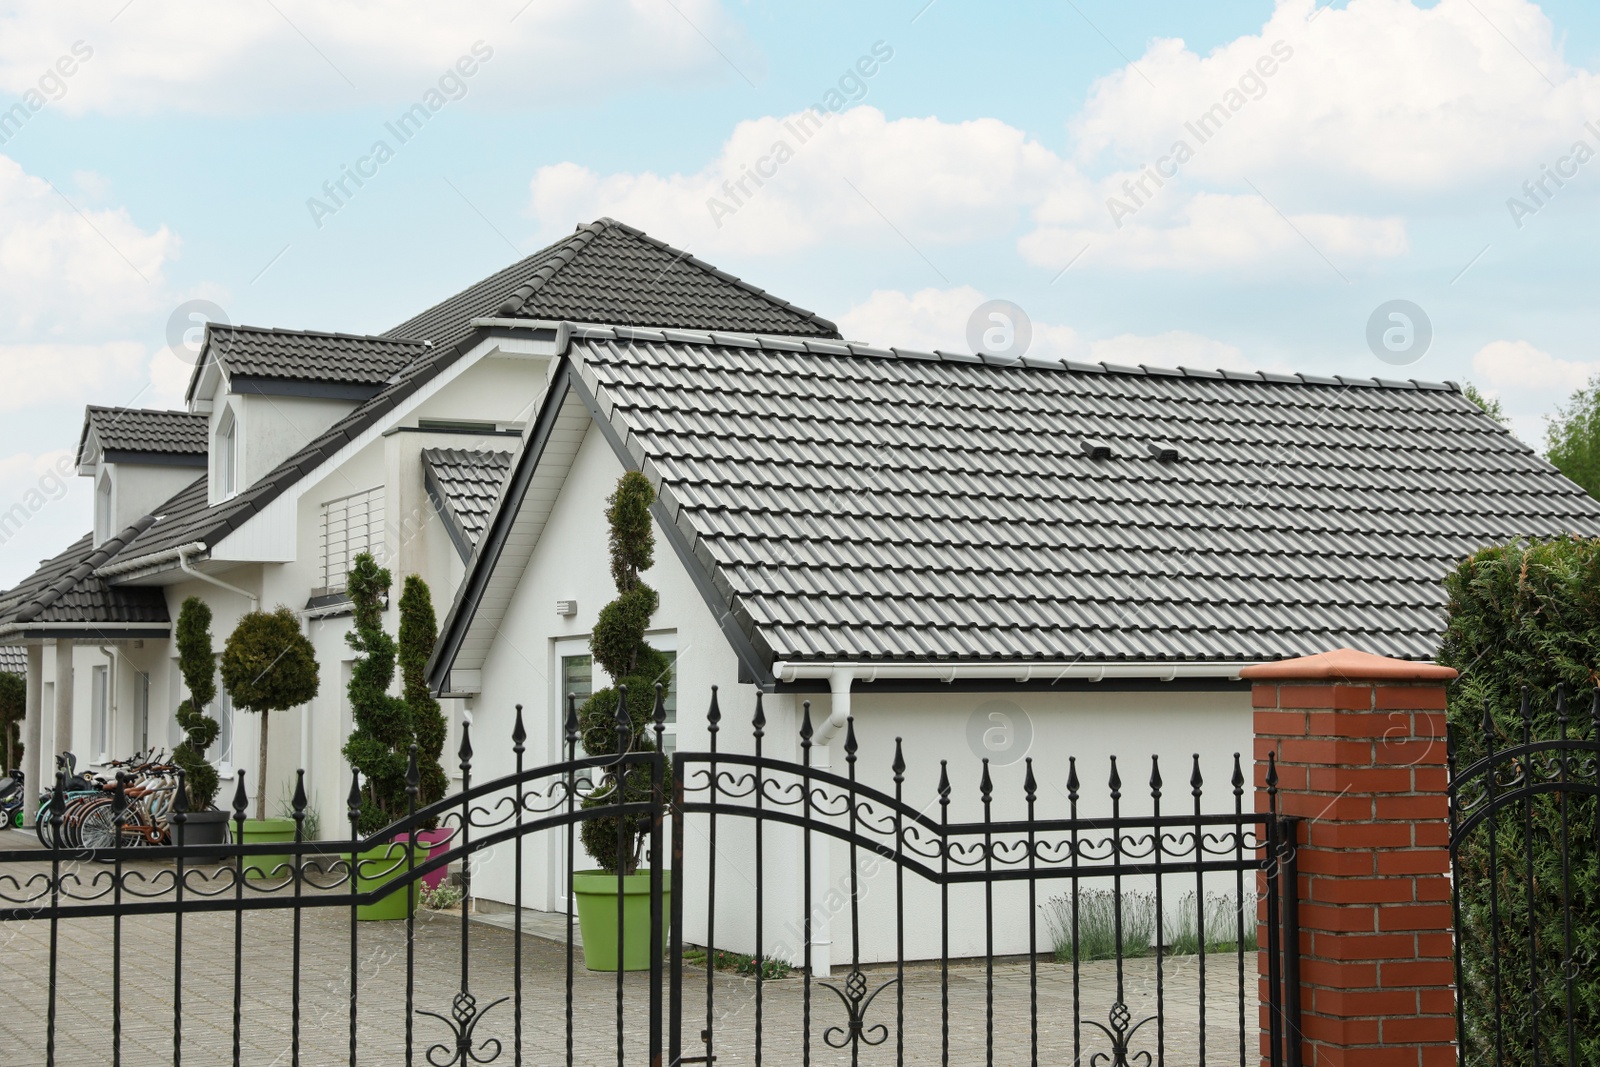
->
<box><xmin>1242</xmin><ymin>648</ymin><xmax>1457</xmax><ymax>1067</ymax></box>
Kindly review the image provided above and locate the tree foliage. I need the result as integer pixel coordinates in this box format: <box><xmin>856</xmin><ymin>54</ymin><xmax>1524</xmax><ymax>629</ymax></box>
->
<box><xmin>1462</xmin><ymin>382</ymin><xmax>1508</xmax><ymax>425</ymax></box>
<box><xmin>1438</xmin><ymin>535</ymin><xmax>1600</xmax><ymax>1066</ymax></box>
<box><xmin>171</xmin><ymin>596</ymin><xmax>221</xmax><ymax>810</ymax></box>
<box><xmin>221</xmin><ymin>605</ymin><xmax>319</xmax><ymax>821</ymax></box>
<box><xmin>579</xmin><ymin>472</ymin><xmax>670</xmax><ymax>876</ymax></box>
<box><xmin>0</xmin><ymin>670</ymin><xmax>25</xmax><ymax>772</ymax></box>
<box><xmin>342</xmin><ymin>553</ymin><xmax>414</xmax><ymax>834</ymax></box>
<box><xmin>1546</xmin><ymin>374</ymin><xmax>1600</xmax><ymax>499</ymax></box>
<box><xmin>399</xmin><ymin>574</ymin><xmax>449</xmax><ymax>818</ymax></box>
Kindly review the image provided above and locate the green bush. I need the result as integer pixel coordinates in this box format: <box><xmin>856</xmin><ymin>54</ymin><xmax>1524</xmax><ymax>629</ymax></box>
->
<box><xmin>578</xmin><ymin>471</ymin><xmax>669</xmax><ymax>876</ymax></box>
<box><xmin>221</xmin><ymin>606</ymin><xmax>320</xmax><ymax>821</ymax></box>
<box><xmin>1045</xmin><ymin>889</ymin><xmax>1157</xmax><ymax>962</ymax></box>
<box><xmin>342</xmin><ymin>554</ymin><xmax>413</xmax><ymax>834</ymax></box>
<box><xmin>171</xmin><ymin>597</ymin><xmax>220</xmax><ymax>810</ymax></box>
<box><xmin>1438</xmin><ymin>535</ymin><xmax>1600</xmax><ymax>1067</ymax></box>
<box><xmin>0</xmin><ymin>670</ymin><xmax>25</xmax><ymax>773</ymax></box>
<box><xmin>399</xmin><ymin>575</ymin><xmax>449</xmax><ymax>819</ymax></box>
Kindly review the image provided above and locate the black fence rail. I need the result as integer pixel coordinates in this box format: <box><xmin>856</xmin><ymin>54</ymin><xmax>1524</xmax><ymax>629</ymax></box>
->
<box><xmin>1448</xmin><ymin>685</ymin><xmax>1600</xmax><ymax>1067</ymax></box>
<box><xmin>0</xmin><ymin>686</ymin><xmax>1304</xmax><ymax>1067</ymax></box>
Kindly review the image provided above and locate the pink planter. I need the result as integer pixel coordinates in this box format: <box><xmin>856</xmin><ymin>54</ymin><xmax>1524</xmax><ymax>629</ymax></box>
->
<box><xmin>413</xmin><ymin>827</ymin><xmax>455</xmax><ymax>891</ymax></box>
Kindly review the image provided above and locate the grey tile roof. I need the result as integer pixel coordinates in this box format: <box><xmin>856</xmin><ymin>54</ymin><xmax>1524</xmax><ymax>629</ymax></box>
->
<box><xmin>104</xmin><ymin>218</ymin><xmax>839</xmax><ymax>574</ymax></box>
<box><xmin>386</xmin><ymin>218</ymin><xmax>839</xmax><ymax>351</ymax></box>
<box><xmin>77</xmin><ymin>407</ymin><xmax>208</xmax><ymax>464</ymax></box>
<box><xmin>0</xmin><ymin>645</ymin><xmax>25</xmax><ymax>676</ymax></box>
<box><xmin>559</xmin><ymin>327</ymin><xmax>1600</xmax><ymax>665</ymax></box>
<box><xmin>0</xmin><ymin>520</ymin><xmax>169</xmax><ymax>634</ymax></box>
<box><xmin>189</xmin><ymin>325</ymin><xmax>432</xmax><ymax>398</ymax></box>
<box><xmin>423</xmin><ymin>448</ymin><xmax>513</xmax><ymax>554</ymax></box>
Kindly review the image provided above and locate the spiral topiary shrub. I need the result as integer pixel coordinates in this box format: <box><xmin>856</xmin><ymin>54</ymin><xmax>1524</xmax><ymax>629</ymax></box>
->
<box><xmin>399</xmin><ymin>574</ymin><xmax>449</xmax><ymax>820</ymax></box>
<box><xmin>578</xmin><ymin>471</ymin><xmax>670</xmax><ymax>876</ymax></box>
<box><xmin>342</xmin><ymin>553</ymin><xmax>414</xmax><ymax>834</ymax></box>
<box><xmin>171</xmin><ymin>596</ymin><xmax>221</xmax><ymax>810</ymax></box>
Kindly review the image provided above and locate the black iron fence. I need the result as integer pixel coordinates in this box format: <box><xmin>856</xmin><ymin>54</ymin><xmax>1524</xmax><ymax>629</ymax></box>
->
<box><xmin>1448</xmin><ymin>685</ymin><xmax>1600</xmax><ymax>1067</ymax></box>
<box><xmin>0</xmin><ymin>686</ymin><xmax>1304</xmax><ymax>1067</ymax></box>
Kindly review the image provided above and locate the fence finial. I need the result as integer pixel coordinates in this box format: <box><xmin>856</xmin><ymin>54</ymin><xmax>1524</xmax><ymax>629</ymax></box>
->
<box><xmin>1190</xmin><ymin>754</ymin><xmax>1203</xmax><ymax>798</ymax></box>
<box><xmin>512</xmin><ymin>704</ymin><xmax>527</xmax><ymax>749</ymax></box>
<box><xmin>1023</xmin><ymin>757</ymin><xmax>1036</xmax><ymax>802</ymax></box>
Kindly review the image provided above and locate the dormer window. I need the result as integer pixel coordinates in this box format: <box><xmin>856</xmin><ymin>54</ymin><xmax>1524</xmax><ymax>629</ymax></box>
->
<box><xmin>217</xmin><ymin>406</ymin><xmax>238</xmax><ymax>498</ymax></box>
<box><xmin>94</xmin><ymin>472</ymin><xmax>112</xmax><ymax>544</ymax></box>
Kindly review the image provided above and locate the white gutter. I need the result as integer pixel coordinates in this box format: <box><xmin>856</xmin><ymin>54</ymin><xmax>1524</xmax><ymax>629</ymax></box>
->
<box><xmin>96</xmin><ymin>541</ymin><xmax>207</xmax><ymax>579</ymax></box>
<box><xmin>178</xmin><ymin>545</ymin><xmax>259</xmax><ymax>611</ymax></box>
<box><xmin>789</xmin><ymin>660</ymin><xmax>1253</xmax><ymax>749</ymax></box>
<box><xmin>773</xmin><ymin>660</ymin><xmax>1254</xmax><ymax>686</ymax></box>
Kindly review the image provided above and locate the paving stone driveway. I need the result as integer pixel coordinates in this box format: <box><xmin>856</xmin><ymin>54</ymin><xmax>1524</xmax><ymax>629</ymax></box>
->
<box><xmin>0</xmin><ymin>839</ymin><xmax>1265</xmax><ymax>1065</ymax></box>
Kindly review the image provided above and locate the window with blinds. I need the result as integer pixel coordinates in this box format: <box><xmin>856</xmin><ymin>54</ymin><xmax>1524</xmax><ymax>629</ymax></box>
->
<box><xmin>319</xmin><ymin>486</ymin><xmax>385</xmax><ymax>594</ymax></box>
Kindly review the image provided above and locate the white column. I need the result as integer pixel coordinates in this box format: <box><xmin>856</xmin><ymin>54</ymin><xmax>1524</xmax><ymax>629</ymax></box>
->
<box><xmin>52</xmin><ymin>639</ymin><xmax>73</xmax><ymax>759</ymax></box>
<box><xmin>22</xmin><ymin>645</ymin><xmax>43</xmax><ymax>824</ymax></box>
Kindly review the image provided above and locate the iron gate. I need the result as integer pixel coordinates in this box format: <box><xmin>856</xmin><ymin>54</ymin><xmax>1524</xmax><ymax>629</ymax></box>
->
<box><xmin>1448</xmin><ymin>684</ymin><xmax>1600</xmax><ymax>1067</ymax></box>
<box><xmin>0</xmin><ymin>686</ymin><xmax>1304</xmax><ymax>1066</ymax></box>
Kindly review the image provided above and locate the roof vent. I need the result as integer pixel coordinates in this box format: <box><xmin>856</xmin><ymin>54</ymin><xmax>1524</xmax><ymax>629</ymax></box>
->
<box><xmin>1081</xmin><ymin>441</ymin><xmax>1113</xmax><ymax>460</ymax></box>
<box><xmin>1147</xmin><ymin>443</ymin><xmax>1181</xmax><ymax>462</ymax></box>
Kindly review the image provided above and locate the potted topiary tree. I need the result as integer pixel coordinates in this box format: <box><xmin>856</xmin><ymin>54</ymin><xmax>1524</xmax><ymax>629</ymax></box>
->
<box><xmin>220</xmin><ymin>605</ymin><xmax>319</xmax><ymax>877</ymax></box>
<box><xmin>399</xmin><ymin>573</ymin><xmax>452</xmax><ymax>890</ymax></box>
<box><xmin>342</xmin><ymin>553</ymin><xmax>430</xmax><ymax>919</ymax></box>
<box><xmin>171</xmin><ymin>596</ymin><xmax>230</xmax><ymax>845</ymax></box>
<box><xmin>571</xmin><ymin>470</ymin><xmax>672</xmax><ymax>971</ymax></box>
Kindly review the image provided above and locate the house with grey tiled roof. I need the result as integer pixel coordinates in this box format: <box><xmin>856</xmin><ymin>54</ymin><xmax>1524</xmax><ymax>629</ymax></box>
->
<box><xmin>420</xmin><ymin>322</ymin><xmax>1600</xmax><ymax>964</ymax></box>
<box><xmin>2</xmin><ymin>219</ymin><xmax>838</xmax><ymax>833</ymax></box>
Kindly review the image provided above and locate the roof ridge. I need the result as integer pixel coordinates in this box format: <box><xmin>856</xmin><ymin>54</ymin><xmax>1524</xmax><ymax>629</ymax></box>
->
<box><xmin>567</xmin><ymin>322</ymin><xmax>1458</xmax><ymax>394</ymax></box>
<box><xmin>497</xmin><ymin>218</ymin><xmax>839</xmax><ymax>334</ymax></box>
<box><xmin>86</xmin><ymin>405</ymin><xmax>204</xmax><ymax>417</ymax></box>
<box><xmin>209</xmin><ymin>323</ymin><xmax>434</xmax><ymax>346</ymax></box>
<box><xmin>14</xmin><ymin>515</ymin><xmax>156</xmax><ymax>623</ymax></box>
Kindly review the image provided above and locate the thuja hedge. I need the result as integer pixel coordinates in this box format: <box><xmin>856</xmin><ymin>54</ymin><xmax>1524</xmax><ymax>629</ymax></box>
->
<box><xmin>1437</xmin><ymin>535</ymin><xmax>1599</xmax><ymax>1067</ymax></box>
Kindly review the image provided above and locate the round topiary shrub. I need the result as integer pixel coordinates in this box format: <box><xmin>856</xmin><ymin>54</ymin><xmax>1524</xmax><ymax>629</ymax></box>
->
<box><xmin>221</xmin><ymin>606</ymin><xmax>320</xmax><ymax>821</ymax></box>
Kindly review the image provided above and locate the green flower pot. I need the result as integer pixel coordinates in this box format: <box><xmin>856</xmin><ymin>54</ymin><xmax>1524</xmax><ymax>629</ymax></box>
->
<box><xmin>571</xmin><ymin>870</ymin><xmax>672</xmax><ymax>972</ymax></box>
<box><xmin>349</xmin><ymin>841</ymin><xmax>430</xmax><ymax>921</ymax></box>
<box><xmin>237</xmin><ymin>817</ymin><xmax>297</xmax><ymax>879</ymax></box>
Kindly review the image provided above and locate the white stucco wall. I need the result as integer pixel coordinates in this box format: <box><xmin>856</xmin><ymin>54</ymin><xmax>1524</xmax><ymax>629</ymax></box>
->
<box><xmin>465</xmin><ymin>419</ymin><xmax>1257</xmax><ymax>968</ymax></box>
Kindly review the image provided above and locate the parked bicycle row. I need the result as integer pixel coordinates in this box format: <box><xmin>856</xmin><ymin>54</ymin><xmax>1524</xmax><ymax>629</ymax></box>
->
<box><xmin>0</xmin><ymin>751</ymin><xmax>185</xmax><ymax>849</ymax></box>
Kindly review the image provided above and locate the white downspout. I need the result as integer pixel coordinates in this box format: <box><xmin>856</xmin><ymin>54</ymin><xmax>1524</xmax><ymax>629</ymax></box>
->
<box><xmin>177</xmin><ymin>546</ymin><xmax>259</xmax><ymax>610</ymax></box>
<box><xmin>809</xmin><ymin>667</ymin><xmax>854</xmax><ymax>978</ymax></box>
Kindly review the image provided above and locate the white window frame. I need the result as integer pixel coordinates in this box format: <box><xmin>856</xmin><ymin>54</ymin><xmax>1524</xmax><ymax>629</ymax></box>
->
<box><xmin>217</xmin><ymin>405</ymin><xmax>238</xmax><ymax>499</ymax></box>
<box><xmin>212</xmin><ymin>685</ymin><xmax>236</xmax><ymax>779</ymax></box>
<box><xmin>319</xmin><ymin>485</ymin><xmax>385</xmax><ymax>594</ymax></box>
<box><xmin>94</xmin><ymin>472</ymin><xmax>113</xmax><ymax>544</ymax></box>
<box><xmin>91</xmin><ymin>665</ymin><xmax>110</xmax><ymax>763</ymax></box>
<box><xmin>133</xmin><ymin>670</ymin><xmax>150</xmax><ymax>755</ymax></box>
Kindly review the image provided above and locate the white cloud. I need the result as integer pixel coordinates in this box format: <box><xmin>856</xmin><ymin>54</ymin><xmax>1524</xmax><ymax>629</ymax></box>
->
<box><xmin>1469</xmin><ymin>339</ymin><xmax>1600</xmax><ymax>447</ymax></box>
<box><xmin>0</xmin><ymin>342</ymin><xmax>149</xmax><ymax>411</ymax></box>
<box><xmin>0</xmin><ymin>0</ymin><xmax>750</xmax><ymax>115</ymax></box>
<box><xmin>0</xmin><ymin>155</ymin><xmax>175</xmax><ymax>334</ymax></box>
<box><xmin>529</xmin><ymin>107</ymin><xmax>1081</xmax><ymax>257</ymax></box>
<box><xmin>1021</xmin><ymin>191</ymin><xmax>1408</xmax><ymax>273</ymax></box>
<box><xmin>1071</xmin><ymin>0</ymin><xmax>1600</xmax><ymax>194</ymax></box>
<box><xmin>1472</xmin><ymin>339</ymin><xmax>1596</xmax><ymax>393</ymax></box>
<box><xmin>835</xmin><ymin>286</ymin><xmax>1260</xmax><ymax>376</ymax></box>
<box><xmin>835</xmin><ymin>286</ymin><xmax>1083</xmax><ymax>358</ymax></box>
<box><xmin>1088</xmin><ymin>330</ymin><xmax>1254</xmax><ymax>372</ymax></box>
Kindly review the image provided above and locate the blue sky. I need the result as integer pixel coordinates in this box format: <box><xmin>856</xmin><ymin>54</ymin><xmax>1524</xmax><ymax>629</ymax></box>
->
<box><xmin>2</xmin><ymin>0</ymin><xmax>1600</xmax><ymax>586</ymax></box>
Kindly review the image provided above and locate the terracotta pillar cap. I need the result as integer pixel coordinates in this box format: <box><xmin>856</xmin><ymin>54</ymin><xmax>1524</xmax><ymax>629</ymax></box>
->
<box><xmin>1239</xmin><ymin>648</ymin><xmax>1457</xmax><ymax>683</ymax></box>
